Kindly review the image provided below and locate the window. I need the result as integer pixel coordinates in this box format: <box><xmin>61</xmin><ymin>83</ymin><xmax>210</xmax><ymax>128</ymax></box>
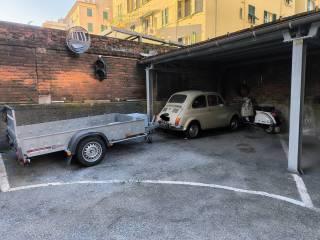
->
<box><xmin>118</xmin><ymin>4</ymin><xmax>123</xmax><ymax>18</ymax></box>
<box><xmin>184</xmin><ymin>36</ymin><xmax>191</xmax><ymax>45</ymax></box>
<box><xmin>101</xmin><ymin>25</ymin><xmax>106</xmax><ymax>32</ymax></box>
<box><xmin>185</xmin><ymin>0</ymin><xmax>191</xmax><ymax>17</ymax></box>
<box><xmin>192</xmin><ymin>95</ymin><xmax>207</xmax><ymax>109</ymax></box>
<box><xmin>217</xmin><ymin>96</ymin><xmax>224</xmax><ymax>105</ymax></box>
<box><xmin>308</xmin><ymin>0</ymin><xmax>315</xmax><ymax>11</ymax></box>
<box><xmin>136</xmin><ymin>0</ymin><xmax>141</xmax><ymax>9</ymax></box>
<box><xmin>191</xmin><ymin>32</ymin><xmax>197</xmax><ymax>44</ymax></box>
<box><xmin>127</xmin><ymin>0</ymin><xmax>131</xmax><ymax>12</ymax></box>
<box><xmin>87</xmin><ymin>23</ymin><xmax>93</xmax><ymax>33</ymax></box>
<box><xmin>168</xmin><ymin>94</ymin><xmax>187</xmax><ymax>104</ymax></box>
<box><xmin>208</xmin><ymin>95</ymin><xmax>218</xmax><ymax>106</ymax></box>
<box><xmin>248</xmin><ymin>5</ymin><xmax>256</xmax><ymax>24</ymax></box>
<box><xmin>195</xmin><ymin>0</ymin><xmax>203</xmax><ymax>13</ymax></box>
<box><xmin>264</xmin><ymin>11</ymin><xmax>269</xmax><ymax>23</ymax></box>
<box><xmin>103</xmin><ymin>11</ymin><xmax>109</xmax><ymax>20</ymax></box>
<box><xmin>87</xmin><ymin>8</ymin><xmax>93</xmax><ymax>17</ymax></box>
<box><xmin>208</xmin><ymin>95</ymin><xmax>224</xmax><ymax>106</ymax></box>
<box><xmin>143</xmin><ymin>18</ymin><xmax>150</xmax><ymax>33</ymax></box>
<box><xmin>285</xmin><ymin>0</ymin><xmax>293</xmax><ymax>6</ymax></box>
<box><xmin>178</xmin><ymin>1</ymin><xmax>183</xmax><ymax>19</ymax></box>
<box><xmin>239</xmin><ymin>8</ymin><xmax>243</xmax><ymax>19</ymax></box>
<box><xmin>162</xmin><ymin>8</ymin><xmax>169</xmax><ymax>26</ymax></box>
<box><xmin>264</xmin><ymin>11</ymin><xmax>277</xmax><ymax>23</ymax></box>
<box><xmin>127</xmin><ymin>0</ymin><xmax>140</xmax><ymax>12</ymax></box>
<box><xmin>272</xmin><ymin>14</ymin><xmax>277</xmax><ymax>22</ymax></box>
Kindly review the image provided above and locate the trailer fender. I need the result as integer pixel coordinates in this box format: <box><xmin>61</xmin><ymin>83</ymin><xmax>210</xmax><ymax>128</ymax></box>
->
<box><xmin>68</xmin><ymin>132</ymin><xmax>110</xmax><ymax>155</ymax></box>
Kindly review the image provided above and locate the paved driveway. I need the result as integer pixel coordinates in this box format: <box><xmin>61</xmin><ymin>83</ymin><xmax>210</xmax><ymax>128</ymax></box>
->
<box><xmin>0</xmin><ymin>128</ymin><xmax>319</xmax><ymax>240</ymax></box>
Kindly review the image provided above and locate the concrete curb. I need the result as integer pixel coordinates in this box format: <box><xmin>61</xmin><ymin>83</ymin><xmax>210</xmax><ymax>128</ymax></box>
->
<box><xmin>0</xmin><ymin>154</ymin><xmax>10</xmax><ymax>192</ymax></box>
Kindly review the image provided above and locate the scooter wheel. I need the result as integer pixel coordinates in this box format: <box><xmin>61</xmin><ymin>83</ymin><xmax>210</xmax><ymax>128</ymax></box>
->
<box><xmin>274</xmin><ymin>126</ymin><xmax>281</xmax><ymax>133</ymax></box>
<box><xmin>264</xmin><ymin>126</ymin><xmax>274</xmax><ymax>134</ymax></box>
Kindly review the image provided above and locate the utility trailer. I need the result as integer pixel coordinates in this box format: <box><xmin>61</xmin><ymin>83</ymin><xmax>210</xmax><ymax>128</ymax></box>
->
<box><xmin>2</xmin><ymin>106</ymin><xmax>153</xmax><ymax>167</ymax></box>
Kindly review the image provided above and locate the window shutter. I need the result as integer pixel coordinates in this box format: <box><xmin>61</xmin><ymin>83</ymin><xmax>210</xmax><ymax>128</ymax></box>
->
<box><xmin>272</xmin><ymin>14</ymin><xmax>277</xmax><ymax>22</ymax></box>
<box><xmin>248</xmin><ymin>5</ymin><xmax>255</xmax><ymax>16</ymax></box>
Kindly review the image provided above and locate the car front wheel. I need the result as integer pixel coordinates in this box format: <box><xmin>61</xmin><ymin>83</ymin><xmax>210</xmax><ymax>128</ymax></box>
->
<box><xmin>230</xmin><ymin>116</ymin><xmax>240</xmax><ymax>131</ymax></box>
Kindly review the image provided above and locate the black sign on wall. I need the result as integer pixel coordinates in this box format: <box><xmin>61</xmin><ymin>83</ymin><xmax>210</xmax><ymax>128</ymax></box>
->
<box><xmin>95</xmin><ymin>56</ymin><xmax>107</xmax><ymax>81</ymax></box>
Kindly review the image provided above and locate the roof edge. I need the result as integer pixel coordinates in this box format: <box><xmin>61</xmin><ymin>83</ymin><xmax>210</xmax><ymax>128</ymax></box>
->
<box><xmin>140</xmin><ymin>11</ymin><xmax>320</xmax><ymax>65</ymax></box>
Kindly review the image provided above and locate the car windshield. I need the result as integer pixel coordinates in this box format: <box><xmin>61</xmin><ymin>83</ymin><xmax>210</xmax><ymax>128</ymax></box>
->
<box><xmin>168</xmin><ymin>94</ymin><xmax>187</xmax><ymax>104</ymax></box>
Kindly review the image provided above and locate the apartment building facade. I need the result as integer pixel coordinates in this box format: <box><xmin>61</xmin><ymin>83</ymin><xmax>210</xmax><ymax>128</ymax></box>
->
<box><xmin>43</xmin><ymin>19</ymin><xmax>68</xmax><ymax>31</ymax></box>
<box><xmin>43</xmin><ymin>0</ymin><xmax>113</xmax><ymax>35</ymax></box>
<box><xmin>296</xmin><ymin>0</ymin><xmax>320</xmax><ymax>12</ymax></box>
<box><xmin>112</xmin><ymin>0</ymin><xmax>319</xmax><ymax>44</ymax></box>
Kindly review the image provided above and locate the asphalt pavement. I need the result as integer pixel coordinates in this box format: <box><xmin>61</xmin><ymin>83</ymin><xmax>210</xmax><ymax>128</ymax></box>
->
<box><xmin>0</xmin><ymin>128</ymin><xmax>319</xmax><ymax>240</ymax></box>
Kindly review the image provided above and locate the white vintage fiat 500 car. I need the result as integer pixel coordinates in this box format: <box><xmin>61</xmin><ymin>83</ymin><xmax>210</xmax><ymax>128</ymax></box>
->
<box><xmin>158</xmin><ymin>91</ymin><xmax>240</xmax><ymax>138</ymax></box>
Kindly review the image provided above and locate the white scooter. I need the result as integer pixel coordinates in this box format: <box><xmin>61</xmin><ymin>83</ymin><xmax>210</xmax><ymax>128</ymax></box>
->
<box><xmin>241</xmin><ymin>97</ymin><xmax>281</xmax><ymax>134</ymax></box>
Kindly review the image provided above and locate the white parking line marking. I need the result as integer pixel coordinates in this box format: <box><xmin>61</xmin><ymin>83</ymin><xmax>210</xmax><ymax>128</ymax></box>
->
<box><xmin>6</xmin><ymin>179</ymin><xmax>315</xmax><ymax>210</ymax></box>
<box><xmin>292</xmin><ymin>174</ymin><xmax>314</xmax><ymax>208</ymax></box>
<box><xmin>0</xmin><ymin>154</ymin><xmax>10</xmax><ymax>192</ymax></box>
<box><xmin>278</xmin><ymin>136</ymin><xmax>314</xmax><ymax>209</ymax></box>
<box><xmin>279</xmin><ymin>137</ymin><xmax>288</xmax><ymax>159</ymax></box>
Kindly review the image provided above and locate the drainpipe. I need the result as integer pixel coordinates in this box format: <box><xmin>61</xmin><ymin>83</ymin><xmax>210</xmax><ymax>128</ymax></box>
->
<box><xmin>214</xmin><ymin>0</ymin><xmax>218</xmax><ymax>37</ymax></box>
<box><xmin>242</xmin><ymin>0</ymin><xmax>246</xmax><ymax>29</ymax></box>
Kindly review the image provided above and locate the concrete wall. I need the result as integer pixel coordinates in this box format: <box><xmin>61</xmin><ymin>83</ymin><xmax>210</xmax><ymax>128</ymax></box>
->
<box><xmin>0</xmin><ymin>21</ymin><xmax>170</xmax><ymax>104</ymax></box>
<box><xmin>154</xmin><ymin>63</ymin><xmax>221</xmax><ymax>100</ymax></box>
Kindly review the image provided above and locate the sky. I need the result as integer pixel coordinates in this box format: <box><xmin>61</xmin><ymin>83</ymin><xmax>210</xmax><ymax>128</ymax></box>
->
<box><xmin>0</xmin><ymin>0</ymin><xmax>76</xmax><ymax>26</ymax></box>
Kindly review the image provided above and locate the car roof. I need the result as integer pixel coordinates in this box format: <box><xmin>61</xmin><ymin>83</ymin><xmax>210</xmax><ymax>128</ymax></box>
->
<box><xmin>173</xmin><ymin>91</ymin><xmax>220</xmax><ymax>97</ymax></box>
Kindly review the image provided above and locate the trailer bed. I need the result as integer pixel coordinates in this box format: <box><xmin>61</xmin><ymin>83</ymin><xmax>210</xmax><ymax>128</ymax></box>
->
<box><xmin>3</xmin><ymin>106</ymin><xmax>149</xmax><ymax>165</ymax></box>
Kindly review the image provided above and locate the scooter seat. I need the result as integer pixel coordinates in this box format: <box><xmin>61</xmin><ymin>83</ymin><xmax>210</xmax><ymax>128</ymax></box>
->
<box><xmin>254</xmin><ymin>106</ymin><xmax>275</xmax><ymax>112</ymax></box>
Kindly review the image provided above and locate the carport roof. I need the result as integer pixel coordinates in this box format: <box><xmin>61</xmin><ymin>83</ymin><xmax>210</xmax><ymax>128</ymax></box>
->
<box><xmin>140</xmin><ymin>11</ymin><xmax>320</xmax><ymax>65</ymax></box>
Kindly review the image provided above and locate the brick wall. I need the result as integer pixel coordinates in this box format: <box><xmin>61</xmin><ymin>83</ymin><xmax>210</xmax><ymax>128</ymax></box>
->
<box><xmin>0</xmin><ymin>21</ymin><xmax>170</xmax><ymax>103</ymax></box>
<box><xmin>221</xmin><ymin>52</ymin><xmax>320</xmax><ymax>130</ymax></box>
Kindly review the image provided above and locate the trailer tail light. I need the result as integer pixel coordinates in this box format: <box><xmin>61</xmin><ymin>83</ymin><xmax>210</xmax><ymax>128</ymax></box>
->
<box><xmin>175</xmin><ymin>117</ymin><xmax>181</xmax><ymax>126</ymax></box>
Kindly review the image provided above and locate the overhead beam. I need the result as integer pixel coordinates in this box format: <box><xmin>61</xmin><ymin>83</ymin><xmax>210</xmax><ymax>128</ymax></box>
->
<box><xmin>109</xmin><ymin>26</ymin><xmax>184</xmax><ymax>47</ymax></box>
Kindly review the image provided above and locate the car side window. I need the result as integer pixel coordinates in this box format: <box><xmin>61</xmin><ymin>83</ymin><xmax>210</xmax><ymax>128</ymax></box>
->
<box><xmin>207</xmin><ymin>95</ymin><xmax>218</xmax><ymax>106</ymax></box>
<box><xmin>217</xmin><ymin>96</ymin><xmax>224</xmax><ymax>105</ymax></box>
<box><xmin>192</xmin><ymin>95</ymin><xmax>207</xmax><ymax>109</ymax></box>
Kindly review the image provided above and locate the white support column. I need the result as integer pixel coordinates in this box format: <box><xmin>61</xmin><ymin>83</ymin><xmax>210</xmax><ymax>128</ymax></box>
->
<box><xmin>145</xmin><ymin>65</ymin><xmax>154</xmax><ymax>122</ymax></box>
<box><xmin>288</xmin><ymin>39</ymin><xmax>307</xmax><ymax>173</ymax></box>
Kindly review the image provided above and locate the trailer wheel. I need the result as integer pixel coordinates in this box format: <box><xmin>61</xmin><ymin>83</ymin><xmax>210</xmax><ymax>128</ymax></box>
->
<box><xmin>77</xmin><ymin>137</ymin><xmax>106</xmax><ymax>167</ymax></box>
<box><xmin>145</xmin><ymin>134</ymin><xmax>153</xmax><ymax>144</ymax></box>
